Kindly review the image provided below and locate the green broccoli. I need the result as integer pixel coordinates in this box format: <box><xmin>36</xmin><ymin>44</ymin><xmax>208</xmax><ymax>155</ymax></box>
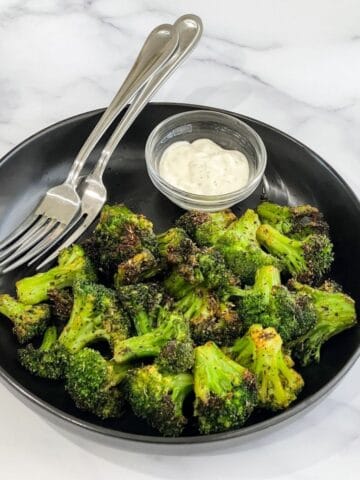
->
<box><xmin>157</xmin><ymin>227</ymin><xmax>197</xmax><ymax>266</ymax></box>
<box><xmin>176</xmin><ymin>210</ymin><xmax>237</xmax><ymax>246</ymax></box>
<box><xmin>174</xmin><ymin>288</ymin><xmax>242</xmax><ymax>346</ymax></box>
<box><xmin>257</xmin><ymin>201</ymin><xmax>329</xmax><ymax>239</ymax></box>
<box><xmin>65</xmin><ymin>348</ymin><xmax>130</xmax><ymax>418</ymax></box>
<box><xmin>179</xmin><ymin>209</ymin><xmax>281</xmax><ymax>284</ymax></box>
<box><xmin>227</xmin><ymin>266</ymin><xmax>317</xmax><ymax>343</ymax></box>
<box><xmin>224</xmin><ymin>324</ymin><xmax>304</xmax><ymax>410</ymax></box>
<box><xmin>215</xmin><ymin>209</ymin><xmax>283</xmax><ymax>284</ymax></box>
<box><xmin>256</xmin><ymin>224</ymin><xmax>334</xmax><ymax>284</ymax></box>
<box><xmin>58</xmin><ymin>280</ymin><xmax>130</xmax><ymax>354</ymax></box>
<box><xmin>18</xmin><ymin>326</ymin><xmax>69</xmax><ymax>379</ymax></box>
<box><xmin>127</xmin><ymin>364</ymin><xmax>193</xmax><ymax>436</ymax></box>
<box><xmin>114</xmin><ymin>249</ymin><xmax>161</xmax><ymax>287</ymax></box>
<box><xmin>16</xmin><ymin>245</ymin><xmax>96</xmax><ymax>305</ymax></box>
<box><xmin>156</xmin><ymin>339</ymin><xmax>194</xmax><ymax>374</ymax></box>
<box><xmin>194</xmin><ymin>341</ymin><xmax>257</xmax><ymax>434</ymax></box>
<box><xmin>113</xmin><ymin>310</ymin><xmax>190</xmax><ymax>364</ymax></box>
<box><xmin>164</xmin><ymin>249</ymin><xmax>242</xmax><ymax>346</ymax></box>
<box><xmin>48</xmin><ymin>288</ymin><xmax>73</xmax><ymax>327</ymax></box>
<box><xmin>83</xmin><ymin>204</ymin><xmax>158</xmax><ymax>281</ymax></box>
<box><xmin>0</xmin><ymin>293</ymin><xmax>50</xmax><ymax>343</ymax></box>
<box><xmin>289</xmin><ymin>280</ymin><xmax>357</xmax><ymax>365</ymax></box>
<box><xmin>116</xmin><ymin>282</ymin><xmax>164</xmax><ymax>335</ymax></box>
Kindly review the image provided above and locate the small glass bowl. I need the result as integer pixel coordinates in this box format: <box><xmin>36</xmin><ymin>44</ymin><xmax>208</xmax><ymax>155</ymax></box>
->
<box><xmin>145</xmin><ymin>110</ymin><xmax>267</xmax><ymax>211</ymax></box>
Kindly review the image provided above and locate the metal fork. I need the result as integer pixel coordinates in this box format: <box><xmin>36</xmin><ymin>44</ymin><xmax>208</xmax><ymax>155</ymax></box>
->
<box><xmin>5</xmin><ymin>14</ymin><xmax>202</xmax><ymax>273</ymax></box>
<box><xmin>0</xmin><ymin>22</ymin><xmax>178</xmax><ymax>270</ymax></box>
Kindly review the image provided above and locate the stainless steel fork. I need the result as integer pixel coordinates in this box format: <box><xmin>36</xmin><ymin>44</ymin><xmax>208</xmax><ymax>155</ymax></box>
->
<box><xmin>0</xmin><ymin>22</ymin><xmax>178</xmax><ymax>270</ymax></box>
<box><xmin>4</xmin><ymin>14</ymin><xmax>203</xmax><ymax>273</ymax></box>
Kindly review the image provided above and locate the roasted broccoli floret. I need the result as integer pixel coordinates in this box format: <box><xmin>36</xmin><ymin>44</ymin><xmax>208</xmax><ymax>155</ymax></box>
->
<box><xmin>114</xmin><ymin>249</ymin><xmax>160</xmax><ymax>287</ymax></box>
<box><xmin>224</xmin><ymin>324</ymin><xmax>304</xmax><ymax>410</ymax></box>
<box><xmin>48</xmin><ymin>288</ymin><xmax>74</xmax><ymax>327</ymax></box>
<box><xmin>156</xmin><ymin>339</ymin><xmax>194</xmax><ymax>374</ymax></box>
<box><xmin>157</xmin><ymin>227</ymin><xmax>197</xmax><ymax>267</ymax></box>
<box><xmin>256</xmin><ymin>224</ymin><xmax>334</xmax><ymax>284</ymax></box>
<box><xmin>116</xmin><ymin>283</ymin><xmax>164</xmax><ymax>335</ymax></box>
<box><xmin>164</xmin><ymin>250</ymin><xmax>242</xmax><ymax>346</ymax></box>
<box><xmin>257</xmin><ymin>201</ymin><xmax>329</xmax><ymax>239</ymax></box>
<box><xmin>174</xmin><ymin>288</ymin><xmax>241</xmax><ymax>346</ymax></box>
<box><xmin>83</xmin><ymin>204</ymin><xmax>158</xmax><ymax>281</ymax></box>
<box><xmin>113</xmin><ymin>310</ymin><xmax>190</xmax><ymax>364</ymax></box>
<box><xmin>178</xmin><ymin>209</ymin><xmax>281</xmax><ymax>284</ymax></box>
<box><xmin>165</xmin><ymin>247</ymin><xmax>237</xmax><ymax>293</ymax></box>
<box><xmin>0</xmin><ymin>294</ymin><xmax>50</xmax><ymax>343</ymax></box>
<box><xmin>65</xmin><ymin>348</ymin><xmax>130</xmax><ymax>418</ymax></box>
<box><xmin>215</xmin><ymin>210</ymin><xmax>282</xmax><ymax>284</ymax></box>
<box><xmin>194</xmin><ymin>341</ymin><xmax>257</xmax><ymax>434</ymax></box>
<box><xmin>18</xmin><ymin>326</ymin><xmax>69</xmax><ymax>379</ymax></box>
<box><xmin>177</xmin><ymin>210</ymin><xmax>236</xmax><ymax>246</ymax></box>
<box><xmin>16</xmin><ymin>245</ymin><xmax>96</xmax><ymax>305</ymax></box>
<box><xmin>58</xmin><ymin>280</ymin><xmax>130</xmax><ymax>353</ymax></box>
<box><xmin>127</xmin><ymin>364</ymin><xmax>193</xmax><ymax>436</ymax></box>
<box><xmin>228</xmin><ymin>266</ymin><xmax>317</xmax><ymax>343</ymax></box>
<box><xmin>289</xmin><ymin>280</ymin><xmax>357</xmax><ymax>365</ymax></box>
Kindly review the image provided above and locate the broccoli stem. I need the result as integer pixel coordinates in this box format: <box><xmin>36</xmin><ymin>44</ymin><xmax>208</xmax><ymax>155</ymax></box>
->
<box><xmin>256</xmin><ymin>224</ymin><xmax>304</xmax><ymax>273</ymax></box>
<box><xmin>39</xmin><ymin>326</ymin><xmax>58</xmax><ymax>352</ymax></box>
<box><xmin>171</xmin><ymin>373</ymin><xmax>194</xmax><ymax>411</ymax></box>
<box><xmin>106</xmin><ymin>361</ymin><xmax>130</xmax><ymax>387</ymax></box>
<box><xmin>253</xmin><ymin>266</ymin><xmax>281</xmax><ymax>301</ymax></box>
<box><xmin>0</xmin><ymin>294</ymin><xmax>26</xmax><ymax>319</ymax></box>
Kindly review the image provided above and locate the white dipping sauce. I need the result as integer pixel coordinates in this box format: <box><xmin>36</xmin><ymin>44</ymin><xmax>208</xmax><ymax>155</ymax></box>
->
<box><xmin>159</xmin><ymin>138</ymin><xmax>249</xmax><ymax>195</ymax></box>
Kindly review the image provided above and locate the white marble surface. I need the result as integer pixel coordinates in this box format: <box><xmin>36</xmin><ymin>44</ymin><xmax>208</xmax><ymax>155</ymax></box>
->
<box><xmin>0</xmin><ymin>1</ymin><xmax>360</xmax><ymax>478</ymax></box>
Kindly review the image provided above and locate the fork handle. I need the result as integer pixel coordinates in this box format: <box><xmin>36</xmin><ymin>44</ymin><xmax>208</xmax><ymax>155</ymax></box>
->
<box><xmin>91</xmin><ymin>14</ymin><xmax>203</xmax><ymax>180</ymax></box>
<box><xmin>64</xmin><ymin>23</ymin><xmax>178</xmax><ymax>186</ymax></box>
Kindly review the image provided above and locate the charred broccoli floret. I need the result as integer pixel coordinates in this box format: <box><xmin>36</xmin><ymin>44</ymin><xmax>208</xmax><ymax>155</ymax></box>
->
<box><xmin>0</xmin><ymin>294</ymin><xmax>50</xmax><ymax>343</ymax></box>
<box><xmin>65</xmin><ymin>347</ymin><xmax>130</xmax><ymax>418</ymax></box>
<box><xmin>18</xmin><ymin>326</ymin><xmax>69</xmax><ymax>379</ymax></box>
<box><xmin>48</xmin><ymin>288</ymin><xmax>74</xmax><ymax>327</ymax></box>
<box><xmin>58</xmin><ymin>280</ymin><xmax>130</xmax><ymax>354</ymax></box>
<box><xmin>165</xmin><ymin>247</ymin><xmax>237</xmax><ymax>293</ymax></box>
<box><xmin>175</xmin><ymin>288</ymin><xmax>241</xmax><ymax>346</ymax></box>
<box><xmin>156</xmin><ymin>339</ymin><xmax>194</xmax><ymax>374</ymax></box>
<box><xmin>215</xmin><ymin>210</ymin><xmax>282</xmax><ymax>284</ymax></box>
<box><xmin>157</xmin><ymin>227</ymin><xmax>197</xmax><ymax>267</ymax></box>
<box><xmin>194</xmin><ymin>341</ymin><xmax>257</xmax><ymax>434</ymax></box>
<box><xmin>83</xmin><ymin>204</ymin><xmax>158</xmax><ymax>281</ymax></box>
<box><xmin>177</xmin><ymin>210</ymin><xmax>236</xmax><ymax>246</ymax></box>
<box><xmin>289</xmin><ymin>280</ymin><xmax>357</xmax><ymax>365</ymax></box>
<box><xmin>179</xmin><ymin>209</ymin><xmax>281</xmax><ymax>284</ymax></box>
<box><xmin>257</xmin><ymin>201</ymin><xmax>329</xmax><ymax>239</ymax></box>
<box><xmin>113</xmin><ymin>310</ymin><xmax>190</xmax><ymax>364</ymax></box>
<box><xmin>164</xmin><ymin>249</ymin><xmax>242</xmax><ymax>346</ymax></box>
<box><xmin>116</xmin><ymin>283</ymin><xmax>164</xmax><ymax>335</ymax></box>
<box><xmin>256</xmin><ymin>224</ymin><xmax>334</xmax><ymax>284</ymax></box>
<box><xmin>127</xmin><ymin>364</ymin><xmax>193</xmax><ymax>436</ymax></box>
<box><xmin>225</xmin><ymin>324</ymin><xmax>304</xmax><ymax>410</ymax></box>
<box><xmin>114</xmin><ymin>249</ymin><xmax>160</xmax><ymax>287</ymax></box>
<box><xmin>228</xmin><ymin>266</ymin><xmax>316</xmax><ymax>343</ymax></box>
<box><xmin>16</xmin><ymin>245</ymin><xmax>96</xmax><ymax>305</ymax></box>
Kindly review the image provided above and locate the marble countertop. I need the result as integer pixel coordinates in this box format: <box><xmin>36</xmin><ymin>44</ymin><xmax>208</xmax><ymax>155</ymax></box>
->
<box><xmin>0</xmin><ymin>1</ymin><xmax>359</xmax><ymax>478</ymax></box>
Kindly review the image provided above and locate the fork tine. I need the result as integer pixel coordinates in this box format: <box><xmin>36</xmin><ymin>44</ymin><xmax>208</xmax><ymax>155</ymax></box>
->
<box><xmin>0</xmin><ymin>220</ymin><xmax>57</xmax><ymax>267</ymax></box>
<box><xmin>28</xmin><ymin>213</ymin><xmax>84</xmax><ymax>267</ymax></box>
<box><xmin>0</xmin><ymin>214</ymin><xmax>40</xmax><ymax>250</ymax></box>
<box><xmin>2</xmin><ymin>222</ymin><xmax>68</xmax><ymax>273</ymax></box>
<box><xmin>0</xmin><ymin>215</ymin><xmax>49</xmax><ymax>260</ymax></box>
<box><xmin>34</xmin><ymin>213</ymin><xmax>96</xmax><ymax>270</ymax></box>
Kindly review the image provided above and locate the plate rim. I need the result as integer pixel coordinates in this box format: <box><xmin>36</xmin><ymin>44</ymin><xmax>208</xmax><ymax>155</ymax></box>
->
<box><xmin>0</xmin><ymin>101</ymin><xmax>359</xmax><ymax>444</ymax></box>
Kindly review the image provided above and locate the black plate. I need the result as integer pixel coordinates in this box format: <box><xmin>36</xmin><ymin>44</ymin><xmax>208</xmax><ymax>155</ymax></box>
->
<box><xmin>0</xmin><ymin>103</ymin><xmax>359</xmax><ymax>444</ymax></box>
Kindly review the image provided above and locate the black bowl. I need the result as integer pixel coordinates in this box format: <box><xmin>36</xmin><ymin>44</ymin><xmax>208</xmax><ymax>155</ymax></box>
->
<box><xmin>0</xmin><ymin>103</ymin><xmax>359</xmax><ymax>444</ymax></box>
